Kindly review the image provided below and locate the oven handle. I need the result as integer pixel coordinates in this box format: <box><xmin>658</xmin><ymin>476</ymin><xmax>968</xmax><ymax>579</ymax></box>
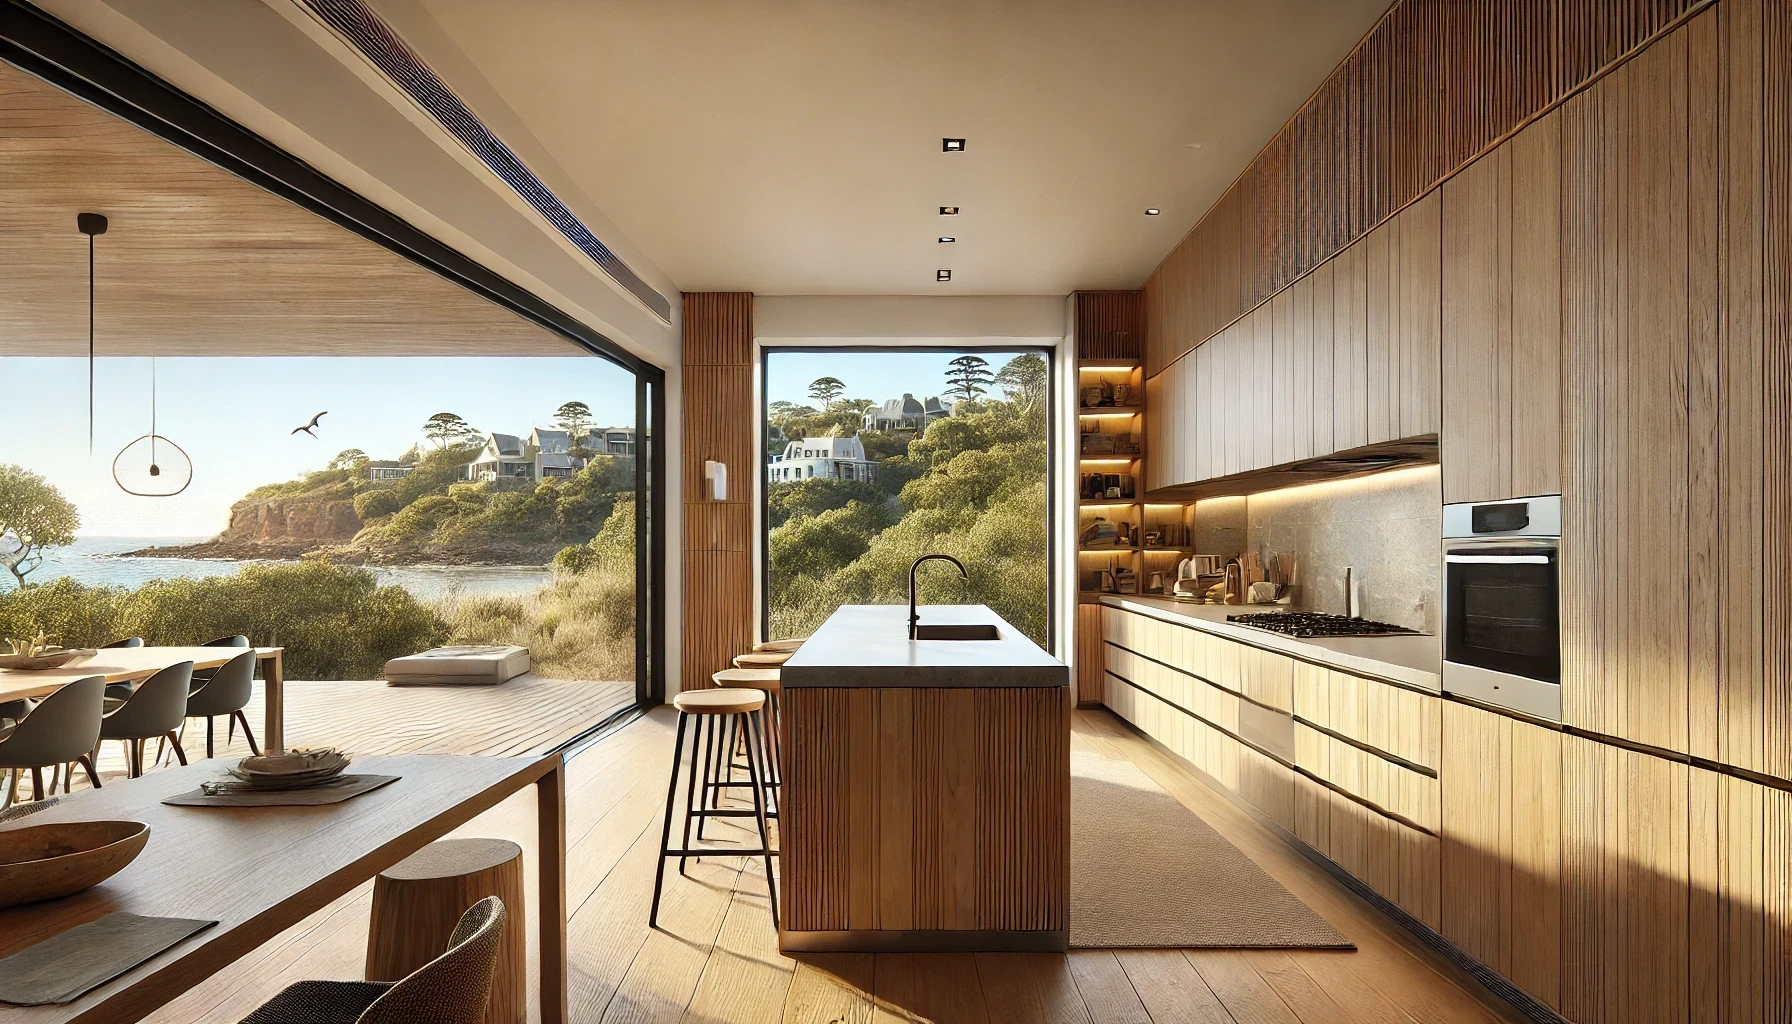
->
<box><xmin>1446</xmin><ymin>553</ymin><xmax>1552</xmax><ymax>564</ymax></box>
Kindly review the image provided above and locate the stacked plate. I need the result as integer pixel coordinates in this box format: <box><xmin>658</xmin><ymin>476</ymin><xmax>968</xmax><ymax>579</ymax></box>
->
<box><xmin>225</xmin><ymin>749</ymin><xmax>351</xmax><ymax>791</ymax></box>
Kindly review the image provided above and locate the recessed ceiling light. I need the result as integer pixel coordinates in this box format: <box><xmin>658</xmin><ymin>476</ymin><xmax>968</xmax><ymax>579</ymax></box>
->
<box><xmin>942</xmin><ymin>138</ymin><xmax>966</xmax><ymax>152</ymax></box>
<box><xmin>1145</xmin><ymin>208</ymin><xmax>1161</xmax><ymax>216</ymax></box>
<box><xmin>939</xmin><ymin>206</ymin><xmax>959</xmax><ymax>216</ymax></box>
<box><xmin>938</xmin><ymin>236</ymin><xmax>956</xmax><ymax>243</ymax></box>
<box><xmin>937</xmin><ymin>269</ymin><xmax>952</xmax><ymax>282</ymax></box>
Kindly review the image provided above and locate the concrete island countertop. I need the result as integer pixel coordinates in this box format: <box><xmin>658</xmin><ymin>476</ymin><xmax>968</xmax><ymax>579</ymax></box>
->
<box><xmin>780</xmin><ymin>604</ymin><xmax>1068</xmax><ymax>688</ymax></box>
<box><xmin>1098</xmin><ymin>594</ymin><xmax>1442</xmax><ymax>692</ymax></box>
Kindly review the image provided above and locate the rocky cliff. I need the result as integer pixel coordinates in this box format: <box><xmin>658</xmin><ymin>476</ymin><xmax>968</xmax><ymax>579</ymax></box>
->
<box><xmin>132</xmin><ymin>497</ymin><xmax>362</xmax><ymax>560</ymax></box>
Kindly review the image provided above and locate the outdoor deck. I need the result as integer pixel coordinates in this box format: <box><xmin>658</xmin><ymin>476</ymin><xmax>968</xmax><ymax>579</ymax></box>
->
<box><xmin>131</xmin><ymin>706</ymin><xmax>1524</xmax><ymax>1024</ymax></box>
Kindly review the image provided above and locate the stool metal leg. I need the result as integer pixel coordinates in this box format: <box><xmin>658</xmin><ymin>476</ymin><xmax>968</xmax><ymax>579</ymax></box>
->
<box><xmin>696</xmin><ymin>707</ymin><xmax>718</xmax><ymax>840</ymax></box>
<box><xmin>678</xmin><ymin>712</ymin><xmax>705</xmax><ymax>876</ymax></box>
<box><xmin>742</xmin><ymin>709</ymin><xmax>779</xmax><ymax>930</ymax></box>
<box><xmin>649</xmin><ymin>710</ymin><xmax>690</xmax><ymax>929</ymax></box>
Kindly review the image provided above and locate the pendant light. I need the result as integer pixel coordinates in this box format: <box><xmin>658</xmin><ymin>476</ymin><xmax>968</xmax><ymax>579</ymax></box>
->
<box><xmin>78</xmin><ymin>212</ymin><xmax>193</xmax><ymax>497</ymax></box>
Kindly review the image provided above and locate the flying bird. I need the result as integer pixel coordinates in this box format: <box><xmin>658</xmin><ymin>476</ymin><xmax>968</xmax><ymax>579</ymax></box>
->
<box><xmin>291</xmin><ymin>411</ymin><xmax>328</xmax><ymax>438</ymax></box>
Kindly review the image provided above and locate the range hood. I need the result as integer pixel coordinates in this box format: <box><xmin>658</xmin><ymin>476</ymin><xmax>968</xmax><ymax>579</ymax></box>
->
<box><xmin>1143</xmin><ymin>436</ymin><xmax>1438</xmax><ymax>503</ymax></box>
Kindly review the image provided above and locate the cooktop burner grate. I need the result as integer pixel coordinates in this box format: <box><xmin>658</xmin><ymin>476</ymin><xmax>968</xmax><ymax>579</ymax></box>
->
<box><xmin>1225</xmin><ymin>612</ymin><xmax>1424</xmax><ymax>638</ymax></box>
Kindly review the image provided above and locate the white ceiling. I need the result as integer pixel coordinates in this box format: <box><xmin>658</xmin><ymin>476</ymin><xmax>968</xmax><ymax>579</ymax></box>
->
<box><xmin>395</xmin><ymin>0</ymin><xmax>1390</xmax><ymax>296</ymax></box>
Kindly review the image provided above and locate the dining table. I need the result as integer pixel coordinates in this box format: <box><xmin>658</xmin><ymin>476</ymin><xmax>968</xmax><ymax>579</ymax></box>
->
<box><xmin>0</xmin><ymin>647</ymin><xmax>286</xmax><ymax>752</ymax></box>
<box><xmin>0</xmin><ymin>752</ymin><xmax>568</xmax><ymax>1024</ymax></box>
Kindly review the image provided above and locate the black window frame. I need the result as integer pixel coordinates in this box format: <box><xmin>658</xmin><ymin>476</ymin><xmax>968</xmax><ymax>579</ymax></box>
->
<box><xmin>758</xmin><ymin>344</ymin><xmax>1057</xmax><ymax>651</ymax></box>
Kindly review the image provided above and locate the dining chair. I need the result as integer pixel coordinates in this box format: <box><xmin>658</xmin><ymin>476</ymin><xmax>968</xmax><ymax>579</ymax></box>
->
<box><xmin>99</xmin><ymin>660</ymin><xmax>192</xmax><ymax>777</ymax></box>
<box><xmin>239</xmin><ymin>896</ymin><xmax>505</xmax><ymax>1024</ymax></box>
<box><xmin>188</xmin><ymin>634</ymin><xmax>250</xmax><ymax>689</ymax></box>
<box><xmin>185</xmin><ymin>648</ymin><xmax>259</xmax><ymax>759</ymax></box>
<box><xmin>0</xmin><ymin>675</ymin><xmax>104</xmax><ymax>807</ymax></box>
<box><xmin>101</xmin><ymin>636</ymin><xmax>147</xmax><ymax>700</ymax></box>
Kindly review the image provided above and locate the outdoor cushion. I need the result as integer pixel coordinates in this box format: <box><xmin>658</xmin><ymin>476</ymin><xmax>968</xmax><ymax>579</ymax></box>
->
<box><xmin>384</xmin><ymin>646</ymin><xmax>530</xmax><ymax>686</ymax></box>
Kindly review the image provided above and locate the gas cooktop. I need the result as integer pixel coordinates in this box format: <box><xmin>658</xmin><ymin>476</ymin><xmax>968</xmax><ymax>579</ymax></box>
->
<box><xmin>1224</xmin><ymin>612</ymin><xmax>1424</xmax><ymax>638</ymax></box>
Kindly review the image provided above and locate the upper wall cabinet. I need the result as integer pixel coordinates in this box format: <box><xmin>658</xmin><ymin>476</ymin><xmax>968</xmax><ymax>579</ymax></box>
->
<box><xmin>1441</xmin><ymin>110</ymin><xmax>1563</xmax><ymax>505</ymax></box>
<box><xmin>1145</xmin><ymin>194</ymin><xmax>1441</xmax><ymax>494</ymax></box>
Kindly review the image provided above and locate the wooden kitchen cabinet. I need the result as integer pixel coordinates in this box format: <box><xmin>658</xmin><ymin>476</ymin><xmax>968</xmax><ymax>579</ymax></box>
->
<box><xmin>1441</xmin><ymin>109</ymin><xmax>1562</xmax><ymax>505</ymax></box>
<box><xmin>1441</xmin><ymin>701</ymin><xmax>1562</xmax><ymax>1011</ymax></box>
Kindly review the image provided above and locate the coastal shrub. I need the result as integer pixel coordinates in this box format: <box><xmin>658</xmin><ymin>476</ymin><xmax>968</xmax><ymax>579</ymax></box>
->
<box><xmin>120</xmin><ymin>562</ymin><xmax>448</xmax><ymax>679</ymax></box>
<box><xmin>0</xmin><ymin>576</ymin><xmax>127</xmax><ymax>648</ymax></box>
<box><xmin>0</xmin><ymin>563</ymin><xmax>446</xmax><ymax>679</ymax></box>
<box><xmin>443</xmin><ymin>498</ymin><xmax>636</xmax><ymax>681</ymax></box>
<box><xmin>353</xmin><ymin>489</ymin><xmax>403</xmax><ymax>522</ymax></box>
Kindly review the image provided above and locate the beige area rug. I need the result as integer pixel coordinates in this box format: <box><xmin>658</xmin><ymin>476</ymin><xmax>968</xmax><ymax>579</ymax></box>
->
<box><xmin>1070</xmin><ymin>749</ymin><xmax>1353</xmax><ymax>949</ymax></box>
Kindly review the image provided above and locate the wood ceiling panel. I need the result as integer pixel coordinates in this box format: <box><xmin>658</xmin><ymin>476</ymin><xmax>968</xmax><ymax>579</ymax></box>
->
<box><xmin>0</xmin><ymin>60</ymin><xmax>571</xmax><ymax>357</ymax></box>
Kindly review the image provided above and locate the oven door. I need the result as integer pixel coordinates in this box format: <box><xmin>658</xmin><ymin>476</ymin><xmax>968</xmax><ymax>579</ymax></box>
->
<box><xmin>1443</xmin><ymin>539</ymin><xmax>1561</xmax><ymax>720</ymax></box>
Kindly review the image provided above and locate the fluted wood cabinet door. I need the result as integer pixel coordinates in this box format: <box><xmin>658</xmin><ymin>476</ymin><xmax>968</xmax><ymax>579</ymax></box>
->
<box><xmin>1441</xmin><ymin>110</ymin><xmax>1562</xmax><ymax>505</ymax></box>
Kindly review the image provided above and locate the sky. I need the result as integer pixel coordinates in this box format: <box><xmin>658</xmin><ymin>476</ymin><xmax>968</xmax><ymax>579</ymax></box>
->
<box><xmin>0</xmin><ymin>355</ymin><xmax>636</xmax><ymax>537</ymax></box>
<box><xmin>764</xmin><ymin>349</ymin><xmax>1043</xmax><ymax>409</ymax></box>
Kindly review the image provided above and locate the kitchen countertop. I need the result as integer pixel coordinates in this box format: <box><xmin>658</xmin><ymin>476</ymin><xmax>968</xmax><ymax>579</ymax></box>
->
<box><xmin>780</xmin><ymin>604</ymin><xmax>1068</xmax><ymax>688</ymax></box>
<box><xmin>1098</xmin><ymin>595</ymin><xmax>1442</xmax><ymax>692</ymax></box>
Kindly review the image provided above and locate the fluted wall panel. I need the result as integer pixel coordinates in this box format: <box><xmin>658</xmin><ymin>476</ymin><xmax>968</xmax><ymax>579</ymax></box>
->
<box><xmin>1144</xmin><ymin>0</ymin><xmax>1708</xmax><ymax>376</ymax></box>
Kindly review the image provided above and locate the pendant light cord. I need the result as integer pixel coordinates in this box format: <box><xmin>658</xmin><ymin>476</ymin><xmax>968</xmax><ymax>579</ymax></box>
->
<box><xmin>88</xmin><ymin>229</ymin><xmax>95</xmax><ymax>456</ymax></box>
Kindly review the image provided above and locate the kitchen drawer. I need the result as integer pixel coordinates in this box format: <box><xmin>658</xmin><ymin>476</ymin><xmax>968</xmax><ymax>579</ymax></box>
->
<box><xmin>1321</xmin><ymin>667</ymin><xmax>1442</xmax><ymax>772</ymax></box>
<box><xmin>1295</xmin><ymin>722</ymin><xmax>1440</xmax><ymax>832</ymax></box>
<box><xmin>1104</xmin><ymin>643</ymin><xmax>1241</xmax><ymax>735</ymax></box>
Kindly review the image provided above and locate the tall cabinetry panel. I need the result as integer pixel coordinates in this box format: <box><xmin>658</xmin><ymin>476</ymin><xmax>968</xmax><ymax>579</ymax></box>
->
<box><xmin>1441</xmin><ymin>110</ymin><xmax>1563</xmax><ymax>505</ymax></box>
<box><xmin>1560</xmin><ymin>26</ymin><xmax>1707</xmax><ymax>754</ymax></box>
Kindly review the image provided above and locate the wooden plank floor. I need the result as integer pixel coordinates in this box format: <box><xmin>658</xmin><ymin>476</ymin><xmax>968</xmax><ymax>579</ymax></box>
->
<box><xmin>125</xmin><ymin>706</ymin><xmax>1526</xmax><ymax>1024</ymax></box>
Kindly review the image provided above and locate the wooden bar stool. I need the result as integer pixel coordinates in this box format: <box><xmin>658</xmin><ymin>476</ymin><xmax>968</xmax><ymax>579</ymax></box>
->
<box><xmin>652</xmin><ymin>688</ymin><xmax>778</xmax><ymax>931</ymax></box>
<box><xmin>709</xmin><ymin>668</ymin><xmax>783</xmax><ymax>822</ymax></box>
<box><xmin>733</xmin><ymin>650</ymin><xmax>791</xmax><ymax>668</ymax></box>
<box><xmin>366</xmin><ymin>838</ymin><xmax>526</xmax><ymax>1024</ymax></box>
<box><xmin>753</xmin><ymin>638</ymin><xmax>805</xmax><ymax>654</ymax></box>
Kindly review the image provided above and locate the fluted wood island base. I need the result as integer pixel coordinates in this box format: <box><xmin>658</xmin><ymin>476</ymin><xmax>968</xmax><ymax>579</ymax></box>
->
<box><xmin>778</xmin><ymin>605</ymin><xmax>1069</xmax><ymax>953</ymax></box>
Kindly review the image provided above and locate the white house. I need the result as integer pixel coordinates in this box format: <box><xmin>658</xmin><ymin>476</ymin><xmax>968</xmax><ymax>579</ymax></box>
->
<box><xmin>365</xmin><ymin>461</ymin><xmax>412</xmax><ymax>482</ymax></box>
<box><xmin>863</xmin><ymin>393</ymin><xmax>954</xmax><ymax>432</ymax></box>
<box><xmin>462</xmin><ymin>425</ymin><xmax>638</xmax><ymax>483</ymax></box>
<box><xmin>768</xmin><ymin>435</ymin><xmax>879</xmax><ymax>484</ymax></box>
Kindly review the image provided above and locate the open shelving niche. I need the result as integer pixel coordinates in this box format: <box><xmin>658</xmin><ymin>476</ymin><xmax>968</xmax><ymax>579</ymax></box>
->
<box><xmin>1074</xmin><ymin>358</ymin><xmax>1192</xmax><ymax>604</ymax></box>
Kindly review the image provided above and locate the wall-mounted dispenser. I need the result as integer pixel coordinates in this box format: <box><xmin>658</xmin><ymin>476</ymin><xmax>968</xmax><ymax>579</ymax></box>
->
<box><xmin>704</xmin><ymin>460</ymin><xmax>728</xmax><ymax>501</ymax></box>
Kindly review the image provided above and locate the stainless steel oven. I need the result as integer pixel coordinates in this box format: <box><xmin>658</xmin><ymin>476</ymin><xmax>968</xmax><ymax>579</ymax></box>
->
<box><xmin>1442</xmin><ymin>495</ymin><xmax>1561</xmax><ymax>721</ymax></box>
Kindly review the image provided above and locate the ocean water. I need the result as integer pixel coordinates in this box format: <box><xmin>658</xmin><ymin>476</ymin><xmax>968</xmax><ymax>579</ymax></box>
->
<box><xmin>22</xmin><ymin>537</ymin><xmax>552</xmax><ymax>601</ymax></box>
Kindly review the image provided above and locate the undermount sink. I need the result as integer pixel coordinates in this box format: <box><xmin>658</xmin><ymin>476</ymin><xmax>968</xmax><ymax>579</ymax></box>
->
<box><xmin>912</xmin><ymin>623</ymin><xmax>1002</xmax><ymax>640</ymax></box>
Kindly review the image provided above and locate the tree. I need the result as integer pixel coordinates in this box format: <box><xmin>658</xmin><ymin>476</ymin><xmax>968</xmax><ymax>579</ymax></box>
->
<box><xmin>0</xmin><ymin>465</ymin><xmax>80</xmax><ymax>589</ymax></box>
<box><xmin>993</xmin><ymin>353</ymin><xmax>1048</xmax><ymax>412</ymax></box>
<box><xmin>944</xmin><ymin>355</ymin><xmax>994</xmax><ymax>402</ymax></box>
<box><xmin>328</xmin><ymin>449</ymin><xmax>369</xmax><ymax>471</ymax></box>
<box><xmin>423</xmin><ymin>412</ymin><xmax>477</xmax><ymax>448</ymax></box>
<box><xmin>553</xmin><ymin>401</ymin><xmax>592</xmax><ymax>438</ymax></box>
<box><xmin>808</xmin><ymin>376</ymin><xmax>847</xmax><ymax>408</ymax></box>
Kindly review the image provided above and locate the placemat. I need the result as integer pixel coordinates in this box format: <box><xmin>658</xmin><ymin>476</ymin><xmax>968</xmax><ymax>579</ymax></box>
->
<box><xmin>161</xmin><ymin>774</ymin><xmax>399</xmax><ymax>807</ymax></box>
<box><xmin>0</xmin><ymin>913</ymin><xmax>215</xmax><ymax>1006</ymax></box>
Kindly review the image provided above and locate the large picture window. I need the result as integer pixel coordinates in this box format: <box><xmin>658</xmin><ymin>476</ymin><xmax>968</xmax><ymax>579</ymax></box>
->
<box><xmin>762</xmin><ymin>348</ymin><xmax>1051</xmax><ymax>644</ymax></box>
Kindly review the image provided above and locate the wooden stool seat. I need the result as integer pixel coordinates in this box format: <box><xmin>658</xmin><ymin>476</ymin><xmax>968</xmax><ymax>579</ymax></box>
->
<box><xmin>753</xmin><ymin>638</ymin><xmax>805</xmax><ymax>653</ymax></box>
<box><xmin>673</xmin><ymin>687</ymin><xmax>764</xmax><ymax>716</ymax></box>
<box><xmin>733</xmin><ymin>650</ymin><xmax>791</xmax><ymax>668</ymax></box>
<box><xmin>713</xmin><ymin>667</ymin><xmax>781</xmax><ymax>691</ymax></box>
<box><xmin>367</xmin><ymin>837</ymin><xmax>525</xmax><ymax>1024</ymax></box>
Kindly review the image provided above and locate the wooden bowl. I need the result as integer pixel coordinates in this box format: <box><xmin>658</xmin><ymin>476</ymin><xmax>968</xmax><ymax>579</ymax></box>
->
<box><xmin>0</xmin><ymin>648</ymin><xmax>96</xmax><ymax>671</ymax></box>
<box><xmin>0</xmin><ymin>820</ymin><xmax>150</xmax><ymax>908</ymax></box>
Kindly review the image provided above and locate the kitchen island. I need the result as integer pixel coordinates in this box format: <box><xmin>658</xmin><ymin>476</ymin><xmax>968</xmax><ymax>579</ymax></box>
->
<box><xmin>778</xmin><ymin>604</ymin><xmax>1070</xmax><ymax>953</ymax></box>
